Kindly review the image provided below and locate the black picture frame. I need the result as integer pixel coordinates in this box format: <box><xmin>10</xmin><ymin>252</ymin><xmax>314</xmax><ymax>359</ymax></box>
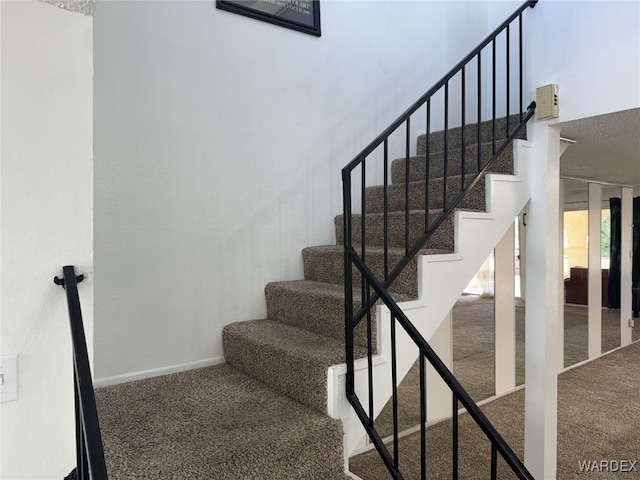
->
<box><xmin>216</xmin><ymin>0</ymin><xmax>321</xmax><ymax>37</ymax></box>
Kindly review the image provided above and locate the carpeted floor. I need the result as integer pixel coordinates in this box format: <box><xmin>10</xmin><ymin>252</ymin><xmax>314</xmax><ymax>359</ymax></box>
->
<box><xmin>374</xmin><ymin>295</ymin><xmax>634</xmax><ymax>438</ymax></box>
<box><xmin>97</xmin><ymin>295</ymin><xmax>637</xmax><ymax>479</ymax></box>
<box><xmin>349</xmin><ymin>340</ymin><xmax>640</xmax><ymax>480</ymax></box>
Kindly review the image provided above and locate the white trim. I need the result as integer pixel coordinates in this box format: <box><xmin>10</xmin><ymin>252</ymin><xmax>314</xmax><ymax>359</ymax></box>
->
<box><xmin>560</xmin><ymin>339</ymin><xmax>640</xmax><ymax>374</ymax></box>
<box><xmin>94</xmin><ymin>356</ymin><xmax>226</xmax><ymax>388</ymax></box>
<box><xmin>560</xmin><ymin>175</ymin><xmax>635</xmax><ymax>189</ymax></box>
<box><xmin>343</xmin><ymin>471</ymin><xmax>364</xmax><ymax>480</ymax></box>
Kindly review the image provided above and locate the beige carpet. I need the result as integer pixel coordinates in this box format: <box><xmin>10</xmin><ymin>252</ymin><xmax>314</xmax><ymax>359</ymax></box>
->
<box><xmin>350</xmin><ymin>340</ymin><xmax>640</xmax><ymax>479</ymax></box>
<box><xmin>96</xmin><ymin>365</ymin><xmax>347</xmax><ymax>479</ymax></box>
<box><xmin>374</xmin><ymin>295</ymin><xmax>634</xmax><ymax>438</ymax></box>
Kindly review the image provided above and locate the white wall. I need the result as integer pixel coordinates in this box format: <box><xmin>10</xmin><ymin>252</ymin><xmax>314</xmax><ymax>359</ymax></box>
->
<box><xmin>0</xmin><ymin>1</ymin><xmax>93</xmax><ymax>478</ymax></box>
<box><xmin>488</xmin><ymin>0</ymin><xmax>640</xmax><ymax>121</ymax></box>
<box><xmin>526</xmin><ymin>0</ymin><xmax>640</xmax><ymax>122</ymax></box>
<box><xmin>93</xmin><ymin>1</ymin><xmax>495</xmax><ymax>382</ymax></box>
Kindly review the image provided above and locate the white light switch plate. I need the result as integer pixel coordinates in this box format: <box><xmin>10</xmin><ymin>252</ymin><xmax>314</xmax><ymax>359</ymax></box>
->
<box><xmin>0</xmin><ymin>355</ymin><xmax>19</xmax><ymax>402</ymax></box>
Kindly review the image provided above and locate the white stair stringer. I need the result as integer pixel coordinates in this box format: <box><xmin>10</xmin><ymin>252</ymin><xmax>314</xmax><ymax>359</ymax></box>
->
<box><xmin>328</xmin><ymin>139</ymin><xmax>533</xmax><ymax>461</ymax></box>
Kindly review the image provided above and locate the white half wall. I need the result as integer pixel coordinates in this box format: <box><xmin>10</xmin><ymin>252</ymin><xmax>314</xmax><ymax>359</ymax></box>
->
<box><xmin>93</xmin><ymin>1</ymin><xmax>495</xmax><ymax>381</ymax></box>
<box><xmin>0</xmin><ymin>1</ymin><xmax>93</xmax><ymax>478</ymax></box>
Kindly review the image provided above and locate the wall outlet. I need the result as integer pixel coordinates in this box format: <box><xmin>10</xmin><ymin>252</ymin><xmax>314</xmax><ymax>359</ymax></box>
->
<box><xmin>0</xmin><ymin>354</ymin><xmax>19</xmax><ymax>402</ymax></box>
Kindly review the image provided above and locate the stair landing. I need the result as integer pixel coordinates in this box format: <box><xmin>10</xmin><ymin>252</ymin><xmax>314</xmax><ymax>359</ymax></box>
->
<box><xmin>95</xmin><ymin>364</ymin><xmax>347</xmax><ymax>480</ymax></box>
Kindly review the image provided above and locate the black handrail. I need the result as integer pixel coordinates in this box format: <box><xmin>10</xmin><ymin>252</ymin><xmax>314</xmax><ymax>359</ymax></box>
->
<box><xmin>342</xmin><ymin>1</ymin><xmax>538</xmax><ymax>478</ymax></box>
<box><xmin>55</xmin><ymin>266</ymin><xmax>108</xmax><ymax>480</ymax></box>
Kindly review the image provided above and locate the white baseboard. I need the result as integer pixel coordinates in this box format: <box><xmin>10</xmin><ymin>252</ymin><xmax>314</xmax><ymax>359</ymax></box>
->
<box><xmin>94</xmin><ymin>356</ymin><xmax>226</xmax><ymax>388</ymax></box>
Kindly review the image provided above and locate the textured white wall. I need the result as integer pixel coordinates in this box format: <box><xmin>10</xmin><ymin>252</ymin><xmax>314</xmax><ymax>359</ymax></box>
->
<box><xmin>526</xmin><ymin>0</ymin><xmax>640</xmax><ymax>122</ymax></box>
<box><xmin>0</xmin><ymin>1</ymin><xmax>93</xmax><ymax>478</ymax></box>
<box><xmin>93</xmin><ymin>1</ymin><xmax>493</xmax><ymax>382</ymax></box>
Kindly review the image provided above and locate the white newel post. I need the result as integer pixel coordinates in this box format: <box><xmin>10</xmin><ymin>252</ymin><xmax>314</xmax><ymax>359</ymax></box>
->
<box><xmin>523</xmin><ymin>122</ymin><xmax>561</xmax><ymax>479</ymax></box>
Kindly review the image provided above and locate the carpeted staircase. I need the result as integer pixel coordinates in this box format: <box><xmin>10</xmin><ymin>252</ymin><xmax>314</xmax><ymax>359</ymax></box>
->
<box><xmin>96</xmin><ymin>116</ymin><xmax>526</xmax><ymax>479</ymax></box>
<box><xmin>222</xmin><ymin>116</ymin><xmax>526</xmax><ymax>473</ymax></box>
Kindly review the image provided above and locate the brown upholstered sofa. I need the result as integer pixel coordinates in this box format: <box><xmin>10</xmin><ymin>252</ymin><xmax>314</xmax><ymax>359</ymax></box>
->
<box><xmin>564</xmin><ymin>267</ymin><xmax>609</xmax><ymax>306</ymax></box>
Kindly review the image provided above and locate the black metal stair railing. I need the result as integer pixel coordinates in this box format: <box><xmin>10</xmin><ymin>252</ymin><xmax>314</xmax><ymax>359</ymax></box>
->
<box><xmin>55</xmin><ymin>266</ymin><xmax>108</xmax><ymax>480</ymax></box>
<box><xmin>342</xmin><ymin>1</ymin><xmax>538</xmax><ymax>478</ymax></box>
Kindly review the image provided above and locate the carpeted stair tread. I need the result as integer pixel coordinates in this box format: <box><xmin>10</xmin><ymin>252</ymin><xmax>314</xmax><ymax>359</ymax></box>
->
<box><xmin>335</xmin><ymin>208</ymin><xmax>468</xmax><ymax>251</ymax></box>
<box><xmin>266</xmin><ymin>279</ymin><xmax>376</xmax><ymax>347</ymax></box>
<box><xmin>96</xmin><ymin>364</ymin><xmax>345</xmax><ymax>479</ymax></box>
<box><xmin>223</xmin><ymin>319</ymin><xmax>367</xmax><ymax>414</ymax></box>
<box><xmin>364</xmin><ymin>175</ymin><xmax>485</xmax><ymax>214</ymax></box>
<box><xmin>417</xmin><ymin>114</ymin><xmax>527</xmax><ymax>154</ymax></box>
<box><xmin>303</xmin><ymin>245</ymin><xmax>448</xmax><ymax>297</ymax></box>
<box><xmin>391</xmin><ymin>141</ymin><xmax>515</xmax><ymax>184</ymax></box>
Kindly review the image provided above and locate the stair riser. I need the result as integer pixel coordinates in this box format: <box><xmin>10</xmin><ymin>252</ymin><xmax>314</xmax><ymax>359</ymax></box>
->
<box><xmin>335</xmin><ymin>212</ymin><xmax>455</xmax><ymax>251</ymax></box>
<box><xmin>265</xmin><ymin>283</ymin><xmax>377</xmax><ymax>349</ymax></box>
<box><xmin>302</xmin><ymin>247</ymin><xmax>419</xmax><ymax>298</ymax></box>
<box><xmin>364</xmin><ymin>176</ymin><xmax>485</xmax><ymax>214</ymax></box>
<box><xmin>417</xmin><ymin>114</ymin><xmax>527</xmax><ymax>154</ymax></box>
<box><xmin>391</xmin><ymin>142</ymin><xmax>514</xmax><ymax>184</ymax></box>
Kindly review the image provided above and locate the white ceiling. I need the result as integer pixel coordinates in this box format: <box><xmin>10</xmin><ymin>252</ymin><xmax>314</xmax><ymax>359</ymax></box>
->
<box><xmin>557</xmin><ymin>108</ymin><xmax>640</xmax><ymax>187</ymax></box>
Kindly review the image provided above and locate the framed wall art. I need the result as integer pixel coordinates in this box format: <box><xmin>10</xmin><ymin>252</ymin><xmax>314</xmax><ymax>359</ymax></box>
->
<box><xmin>217</xmin><ymin>0</ymin><xmax>321</xmax><ymax>37</ymax></box>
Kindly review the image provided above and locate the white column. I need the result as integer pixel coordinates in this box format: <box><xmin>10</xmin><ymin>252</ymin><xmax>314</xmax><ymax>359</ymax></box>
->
<box><xmin>524</xmin><ymin>122</ymin><xmax>560</xmax><ymax>480</ymax></box>
<box><xmin>621</xmin><ymin>187</ymin><xmax>634</xmax><ymax>346</ymax></box>
<box><xmin>495</xmin><ymin>223</ymin><xmax>516</xmax><ymax>395</ymax></box>
<box><xmin>557</xmin><ymin>182</ymin><xmax>565</xmax><ymax>372</ymax></box>
<box><xmin>519</xmin><ymin>209</ymin><xmax>528</xmax><ymax>301</ymax></box>
<box><xmin>588</xmin><ymin>182</ymin><xmax>603</xmax><ymax>358</ymax></box>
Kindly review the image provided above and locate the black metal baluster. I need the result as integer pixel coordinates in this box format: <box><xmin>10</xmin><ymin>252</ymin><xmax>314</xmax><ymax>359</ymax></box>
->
<box><xmin>343</xmin><ymin>172</ymin><xmax>355</xmax><ymax>400</ymax></box>
<box><xmin>453</xmin><ymin>393</ymin><xmax>459</xmax><ymax>480</ymax></box>
<box><xmin>383</xmin><ymin>140</ymin><xmax>389</xmax><ymax>280</ymax></box>
<box><xmin>477</xmin><ymin>52</ymin><xmax>482</xmax><ymax>172</ymax></box>
<box><xmin>519</xmin><ymin>14</ymin><xmax>523</xmax><ymax>123</ymax></box>
<box><xmin>461</xmin><ymin>66</ymin><xmax>466</xmax><ymax>191</ymax></box>
<box><xmin>361</xmin><ymin>159</ymin><xmax>367</xmax><ymax>309</ymax></box>
<box><xmin>492</xmin><ymin>38</ymin><xmax>496</xmax><ymax>155</ymax></box>
<box><xmin>507</xmin><ymin>24</ymin><xmax>511</xmax><ymax>137</ymax></box>
<box><xmin>425</xmin><ymin>100</ymin><xmax>431</xmax><ymax>231</ymax></box>
<box><xmin>367</xmin><ymin>281</ymin><xmax>374</xmax><ymax>428</ymax></box>
<box><xmin>420</xmin><ymin>353</ymin><xmax>427</xmax><ymax>480</ymax></box>
<box><xmin>405</xmin><ymin>118</ymin><xmax>411</xmax><ymax>255</ymax></box>
<box><xmin>391</xmin><ymin>314</ymin><xmax>399</xmax><ymax>471</ymax></box>
<box><xmin>491</xmin><ymin>443</ymin><xmax>498</xmax><ymax>480</ymax></box>
<box><xmin>443</xmin><ymin>82</ymin><xmax>449</xmax><ymax>212</ymax></box>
